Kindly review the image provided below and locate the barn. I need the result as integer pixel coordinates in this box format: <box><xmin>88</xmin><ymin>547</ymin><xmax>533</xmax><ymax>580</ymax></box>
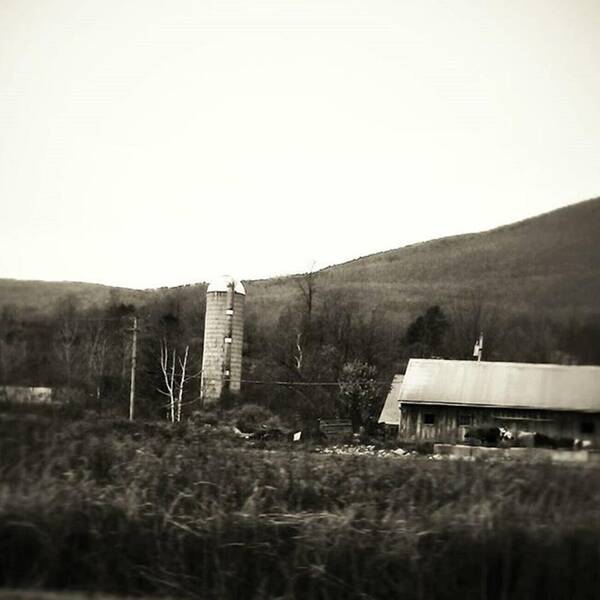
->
<box><xmin>396</xmin><ymin>359</ymin><xmax>600</xmax><ymax>446</ymax></box>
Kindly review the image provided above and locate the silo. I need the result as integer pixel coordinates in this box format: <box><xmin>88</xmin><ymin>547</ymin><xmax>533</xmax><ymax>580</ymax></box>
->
<box><xmin>200</xmin><ymin>275</ymin><xmax>245</xmax><ymax>404</ymax></box>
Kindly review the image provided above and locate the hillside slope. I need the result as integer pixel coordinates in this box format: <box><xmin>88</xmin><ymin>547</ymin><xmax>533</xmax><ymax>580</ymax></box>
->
<box><xmin>247</xmin><ymin>196</ymin><xmax>600</xmax><ymax>321</ymax></box>
<box><xmin>0</xmin><ymin>279</ymin><xmax>149</xmax><ymax>315</ymax></box>
<box><xmin>1</xmin><ymin>197</ymin><xmax>599</xmax><ymax>323</ymax></box>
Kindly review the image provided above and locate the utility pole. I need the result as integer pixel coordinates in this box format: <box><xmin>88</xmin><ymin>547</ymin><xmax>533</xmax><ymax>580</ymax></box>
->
<box><xmin>129</xmin><ymin>316</ymin><xmax>138</xmax><ymax>420</ymax></box>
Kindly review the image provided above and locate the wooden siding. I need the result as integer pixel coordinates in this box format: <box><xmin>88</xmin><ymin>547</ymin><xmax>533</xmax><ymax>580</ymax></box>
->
<box><xmin>398</xmin><ymin>403</ymin><xmax>600</xmax><ymax>445</ymax></box>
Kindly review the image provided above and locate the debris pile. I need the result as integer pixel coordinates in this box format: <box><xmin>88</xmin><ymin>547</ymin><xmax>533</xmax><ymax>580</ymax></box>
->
<box><xmin>232</xmin><ymin>425</ymin><xmax>289</xmax><ymax>441</ymax></box>
<box><xmin>314</xmin><ymin>444</ymin><xmax>412</xmax><ymax>458</ymax></box>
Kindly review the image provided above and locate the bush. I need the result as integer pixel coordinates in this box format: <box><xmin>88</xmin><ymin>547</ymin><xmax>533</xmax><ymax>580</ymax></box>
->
<box><xmin>233</xmin><ymin>403</ymin><xmax>284</xmax><ymax>433</ymax></box>
<box><xmin>190</xmin><ymin>408</ymin><xmax>221</xmax><ymax>426</ymax></box>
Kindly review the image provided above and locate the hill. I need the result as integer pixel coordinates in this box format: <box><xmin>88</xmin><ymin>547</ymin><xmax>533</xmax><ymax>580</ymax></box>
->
<box><xmin>1</xmin><ymin>197</ymin><xmax>599</xmax><ymax>325</ymax></box>
<box><xmin>247</xmin><ymin>196</ymin><xmax>600</xmax><ymax>324</ymax></box>
<box><xmin>0</xmin><ymin>279</ymin><xmax>149</xmax><ymax>316</ymax></box>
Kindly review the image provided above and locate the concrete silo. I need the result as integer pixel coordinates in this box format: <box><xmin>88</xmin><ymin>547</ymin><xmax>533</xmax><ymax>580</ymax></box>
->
<box><xmin>200</xmin><ymin>276</ymin><xmax>245</xmax><ymax>404</ymax></box>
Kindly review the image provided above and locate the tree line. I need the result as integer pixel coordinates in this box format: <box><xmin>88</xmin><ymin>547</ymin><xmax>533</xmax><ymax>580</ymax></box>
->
<box><xmin>1</xmin><ymin>275</ymin><xmax>599</xmax><ymax>425</ymax></box>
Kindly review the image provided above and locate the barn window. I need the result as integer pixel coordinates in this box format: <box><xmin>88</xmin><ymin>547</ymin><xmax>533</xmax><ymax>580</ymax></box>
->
<box><xmin>458</xmin><ymin>414</ymin><xmax>473</xmax><ymax>426</ymax></box>
<box><xmin>581</xmin><ymin>421</ymin><xmax>595</xmax><ymax>435</ymax></box>
<box><xmin>424</xmin><ymin>413</ymin><xmax>435</xmax><ymax>425</ymax></box>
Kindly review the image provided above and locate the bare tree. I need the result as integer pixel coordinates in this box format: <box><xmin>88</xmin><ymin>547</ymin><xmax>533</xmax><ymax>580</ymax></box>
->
<box><xmin>296</xmin><ymin>262</ymin><xmax>318</xmax><ymax>326</ymax></box>
<box><xmin>176</xmin><ymin>345</ymin><xmax>189</xmax><ymax>422</ymax></box>
<box><xmin>54</xmin><ymin>296</ymin><xmax>81</xmax><ymax>386</ymax></box>
<box><xmin>0</xmin><ymin>305</ymin><xmax>24</xmax><ymax>385</ymax></box>
<box><xmin>444</xmin><ymin>289</ymin><xmax>508</xmax><ymax>360</ymax></box>
<box><xmin>159</xmin><ymin>339</ymin><xmax>177</xmax><ymax>421</ymax></box>
<box><xmin>295</xmin><ymin>261</ymin><xmax>319</xmax><ymax>354</ymax></box>
<box><xmin>83</xmin><ymin>320</ymin><xmax>108</xmax><ymax>408</ymax></box>
<box><xmin>158</xmin><ymin>339</ymin><xmax>190</xmax><ymax>422</ymax></box>
<box><xmin>294</xmin><ymin>333</ymin><xmax>303</xmax><ymax>373</ymax></box>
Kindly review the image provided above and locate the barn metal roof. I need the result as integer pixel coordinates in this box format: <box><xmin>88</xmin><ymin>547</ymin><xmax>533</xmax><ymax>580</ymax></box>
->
<box><xmin>399</xmin><ymin>359</ymin><xmax>600</xmax><ymax>413</ymax></box>
<box><xmin>378</xmin><ymin>375</ymin><xmax>404</xmax><ymax>425</ymax></box>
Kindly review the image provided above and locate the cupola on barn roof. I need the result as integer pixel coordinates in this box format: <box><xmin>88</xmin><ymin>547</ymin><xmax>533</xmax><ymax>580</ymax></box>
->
<box><xmin>206</xmin><ymin>275</ymin><xmax>246</xmax><ymax>295</ymax></box>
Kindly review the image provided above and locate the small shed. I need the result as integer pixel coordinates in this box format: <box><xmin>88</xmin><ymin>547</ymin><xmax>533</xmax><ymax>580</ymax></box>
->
<box><xmin>397</xmin><ymin>359</ymin><xmax>600</xmax><ymax>445</ymax></box>
<box><xmin>378</xmin><ymin>375</ymin><xmax>404</xmax><ymax>426</ymax></box>
<box><xmin>0</xmin><ymin>386</ymin><xmax>53</xmax><ymax>404</ymax></box>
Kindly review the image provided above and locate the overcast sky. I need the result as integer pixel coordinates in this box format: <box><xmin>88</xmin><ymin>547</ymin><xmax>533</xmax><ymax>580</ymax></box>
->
<box><xmin>1</xmin><ymin>0</ymin><xmax>599</xmax><ymax>289</ymax></box>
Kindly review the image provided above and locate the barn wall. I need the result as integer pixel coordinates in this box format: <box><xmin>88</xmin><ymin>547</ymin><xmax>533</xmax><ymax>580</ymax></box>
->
<box><xmin>398</xmin><ymin>404</ymin><xmax>600</xmax><ymax>445</ymax></box>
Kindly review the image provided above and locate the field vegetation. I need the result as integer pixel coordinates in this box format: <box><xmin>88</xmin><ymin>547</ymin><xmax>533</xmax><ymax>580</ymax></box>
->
<box><xmin>2</xmin><ymin>409</ymin><xmax>600</xmax><ymax>600</ymax></box>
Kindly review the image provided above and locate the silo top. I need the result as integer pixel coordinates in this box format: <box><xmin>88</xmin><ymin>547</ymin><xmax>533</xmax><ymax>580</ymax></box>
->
<box><xmin>207</xmin><ymin>275</ymin><xmax>246</xmax><ymax>295</ymax></box>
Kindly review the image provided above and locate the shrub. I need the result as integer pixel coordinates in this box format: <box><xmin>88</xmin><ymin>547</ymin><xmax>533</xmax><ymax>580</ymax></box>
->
<box><xmin>233</xmin><ymin>403</ymin><xmax>284</xmax><ymax>433</ymax></box>
<box><xmin>190</xmin><ymin>408</ymin><xmax>221</xmax><ymax>426</ymax></box>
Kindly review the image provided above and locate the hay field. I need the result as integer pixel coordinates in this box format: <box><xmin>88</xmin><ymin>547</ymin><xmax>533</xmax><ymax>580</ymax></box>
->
<box><xmin>1</xmin><ymin>413</ymin><xmax>600</xmax><ymax>600</ymax></box>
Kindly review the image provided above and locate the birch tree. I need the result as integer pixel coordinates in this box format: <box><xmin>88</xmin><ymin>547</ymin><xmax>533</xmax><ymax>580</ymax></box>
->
<box><xmin>176</xmin><ymin>345</ymin><xmax>189</xmax><ymax>422</ymax></box>
<box><xmin>158</xmin><ymin>339</ymin><xmax>190</xmax><ymax>422</ymax></box>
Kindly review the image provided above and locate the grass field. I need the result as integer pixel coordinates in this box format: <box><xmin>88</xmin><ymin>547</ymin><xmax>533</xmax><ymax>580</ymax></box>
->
<box><xmin>1</xmin><ymin>412</ymin><xmax>600</xmax><ymax>600</ymax></box>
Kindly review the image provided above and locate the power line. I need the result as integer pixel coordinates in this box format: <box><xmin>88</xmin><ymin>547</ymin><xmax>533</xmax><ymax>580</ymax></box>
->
<box><xmin>200</xmin><ymin>377</ymin><xmax>390</xmax><ymax>387</ymax></box>
<box><xmin>241</xmin><ymin>379</ymin><xmax>341</xmax><ymax>386</ymax></box>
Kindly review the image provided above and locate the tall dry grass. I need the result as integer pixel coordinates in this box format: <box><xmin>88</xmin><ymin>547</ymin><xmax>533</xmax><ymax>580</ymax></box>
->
<box><xmin>1</xmin><ymin>413</ymin><xmax>600</xmax><ymax>599</ymax></box>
